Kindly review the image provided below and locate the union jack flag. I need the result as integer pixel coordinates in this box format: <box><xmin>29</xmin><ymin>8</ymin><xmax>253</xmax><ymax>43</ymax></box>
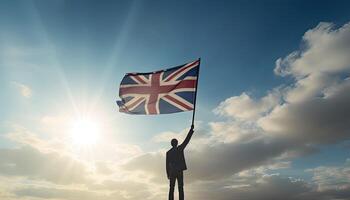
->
<box><xmin>117</xmin><ymin>59</ymin><xmax>200</xmax><ymax>115</ymax></box>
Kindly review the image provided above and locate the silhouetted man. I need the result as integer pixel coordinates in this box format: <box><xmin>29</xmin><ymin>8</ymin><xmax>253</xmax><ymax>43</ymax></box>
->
<box><xmin>166</xmin><ymin>125</ymin><xmax>194</xmax><ymax>200</ymax></box>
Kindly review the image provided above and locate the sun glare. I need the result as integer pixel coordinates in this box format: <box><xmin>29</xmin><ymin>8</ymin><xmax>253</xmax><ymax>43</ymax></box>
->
<box><xmin>70</xmin><ymin>118</ymin><xmax>100</xmax><ymax>146</ymax></box>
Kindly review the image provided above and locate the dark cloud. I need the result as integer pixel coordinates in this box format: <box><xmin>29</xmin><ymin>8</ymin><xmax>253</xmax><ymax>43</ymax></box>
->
<box><xmin>187</xmin><ymin>174</ymin><xmax>350</xmax><ymax>200</ymax></box>
<box><xmin>122</xmin><ymin>134</ymin><xmax>299</xmax><ymax>183</ymax></box>
<box><xmin>88</xmin><ymin>180</ymin><xmax>152</xmax><ymax>199</ymax></box>
<box><xmin>259</xmin><ymin>79</ymin><xmax>350</xmax><ymax>144</ymax></box>
<box><xmin>187</xmin><ymin>137</ymin><xmax>292</xmax><ymax>181</ymax></box>
<box><xmin>0</xmin><ymin>146</ymin><xmax>89</xmax><ymax>185</ymax></box>
<box><xmin>15</xmin><ymin>187</ymin><xmax>127</xmax><ymax>200</ymax></box>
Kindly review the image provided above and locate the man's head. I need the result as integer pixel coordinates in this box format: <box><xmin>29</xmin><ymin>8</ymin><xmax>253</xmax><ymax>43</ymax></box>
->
<box><xmin>171</xmin><ymin>138</ymin><xmax>178</xmax><ymax>147</ymax></box>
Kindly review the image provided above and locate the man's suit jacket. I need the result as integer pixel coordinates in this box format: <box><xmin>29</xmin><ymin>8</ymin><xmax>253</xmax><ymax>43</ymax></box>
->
<box><xmin>166</xmin><ymin>129</ymin><xmax>194</xmax><ymax>177</ymax></box>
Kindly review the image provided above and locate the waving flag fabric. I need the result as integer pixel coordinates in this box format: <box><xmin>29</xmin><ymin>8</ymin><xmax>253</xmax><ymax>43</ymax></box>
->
<box><xmin>117</xmin><ymin>59</ymin><xmax>200</xmax><ymax>115</ymax></box>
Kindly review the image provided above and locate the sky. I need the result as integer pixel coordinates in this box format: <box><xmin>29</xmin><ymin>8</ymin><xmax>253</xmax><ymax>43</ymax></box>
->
<box><xmin>1</xmin><ymin>0</ymin><xmax>350</xmax><ymax>199</ymax></box>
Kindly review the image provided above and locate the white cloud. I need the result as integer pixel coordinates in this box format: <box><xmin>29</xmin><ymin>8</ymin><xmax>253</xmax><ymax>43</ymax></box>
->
<box><xmin>12</xmin><ymin>81</ymin><xmax>32</xmax><ymax>98</ymax></box>
<box><xmin>214</xmin><ymin>91</ymin><xmax>280</xmax><ymax>120</ymax></box>
<box><xmin>258</xmin><ymin>21</ymin><xmax>350</xmax><ymax>144</ymax></box>
<box><xmin>307</xmin><ymin>159</ymin><xmax>350</xmax><ymax>191</ymax></box>
<box><xmin>275</xmin><ymin>22</ymin><xmax>350</xmax><ymax>78</ymax></box>
<box><xmin>275</xmin><ymin>22</ymin><xmax>350</xmax><ymax>104</ymax></box>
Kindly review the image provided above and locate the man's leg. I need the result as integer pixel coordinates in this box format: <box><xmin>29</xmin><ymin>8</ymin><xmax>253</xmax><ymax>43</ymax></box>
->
<box><xmin>177</xmin><ymin>171</ymin><xmax>184</xmax><ymax>200</ymax></box>
<box><xmin>169</xmin><ymin>175</ymin><xmax>176</xmax><ymax>200</ymax></box>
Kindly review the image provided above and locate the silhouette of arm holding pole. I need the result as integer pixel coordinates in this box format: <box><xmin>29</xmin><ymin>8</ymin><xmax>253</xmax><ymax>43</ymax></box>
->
<box><xmin>180</xmin><ymin>125</ymin><xmax>194</xmax><ymax>150</ymax></box>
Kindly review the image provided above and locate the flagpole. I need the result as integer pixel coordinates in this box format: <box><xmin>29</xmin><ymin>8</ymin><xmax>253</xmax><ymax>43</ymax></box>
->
<box><xmin>191</xmin><ymin>58</ymin><xmax>201</xmax><ymax>127</ymax></box>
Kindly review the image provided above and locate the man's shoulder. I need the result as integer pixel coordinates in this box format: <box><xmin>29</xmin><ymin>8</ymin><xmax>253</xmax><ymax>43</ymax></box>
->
<box><xmin>167</xmin><ymin>147</ymin><xmax>181</xmax><ymax>154</ymax></box>
<box><xmin>166</xmin><ymin>148</ymin><xmax>173</xmax><ymax>154</ymax></box>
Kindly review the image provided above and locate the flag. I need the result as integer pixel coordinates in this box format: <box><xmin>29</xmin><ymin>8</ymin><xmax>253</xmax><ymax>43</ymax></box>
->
<box><xmin>117</xmin><ymin>59</ymin><xmax>200</xmax><ymax>115</ymax></box>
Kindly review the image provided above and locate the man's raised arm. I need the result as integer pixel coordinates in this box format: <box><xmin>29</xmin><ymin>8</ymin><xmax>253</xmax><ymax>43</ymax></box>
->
<box><xmin>180</xmin><ymin>125</ymin><xmax>194</xmax><ymax>149</ymax></box>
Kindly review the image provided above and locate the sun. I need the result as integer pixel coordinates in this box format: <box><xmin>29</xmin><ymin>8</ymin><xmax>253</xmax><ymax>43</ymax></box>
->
<box><xmin>70</xmin><ymin>118</ymin><xmax>100</xmax><ymax>146</ymax></box>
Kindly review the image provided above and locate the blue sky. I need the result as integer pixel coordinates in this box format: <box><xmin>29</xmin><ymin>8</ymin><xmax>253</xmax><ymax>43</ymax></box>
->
<box><xmin>2</xmin><ymin>0</ymin><xmax>349</xmax><ymax>135</ymax></box>
<box><xmin>1</xmin><ymin>1</ymin><xmax>350</xmax><ymax>200</ymax></box>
